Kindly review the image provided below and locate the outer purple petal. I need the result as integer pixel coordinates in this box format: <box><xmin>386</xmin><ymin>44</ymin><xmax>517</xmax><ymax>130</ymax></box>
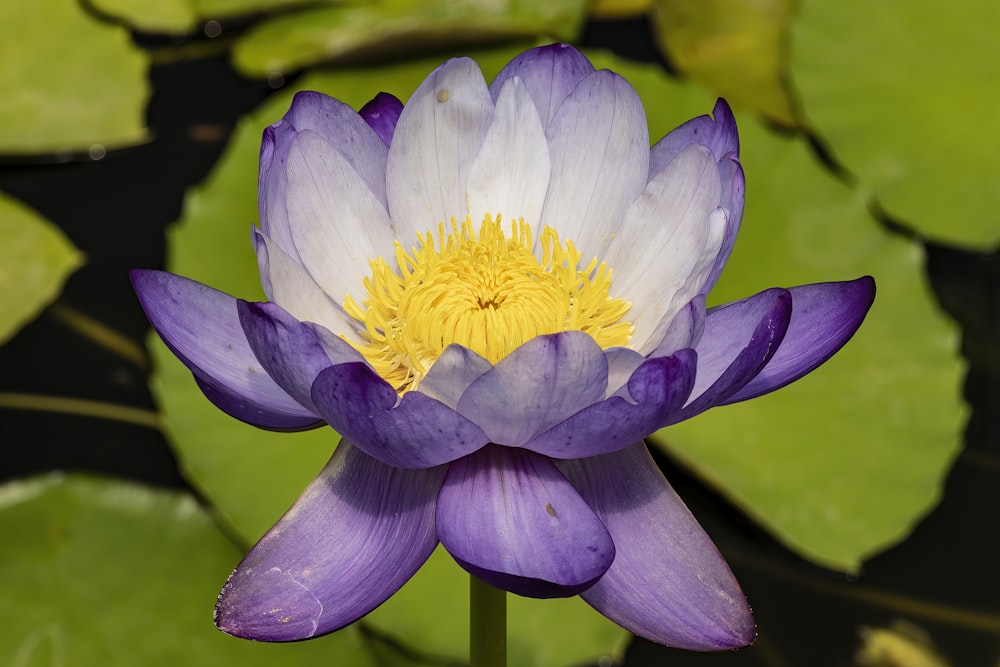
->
<box><xmin>675</xmin><ymin>288</ymin><xmax>792</xmax><ymax>421</ymax></box>
<box><xmin>437</xmin><ymin>445</ymin><xmax>614</xmax><ymax>598</ymax></box>
<box><xmin>456</xmin><ymin>332</ymin><xmax>608</xmax><ymax>447</ymax></box>
<box><xmin>130</xmin><ymin>269</ymin><xmax>320</xmax><ymax>430</ymax></box>
<box><xmin>311</xmin><ymin>363</ymin><xmax>489</xmax><ymax>469</ymax></box>
<box><xmin>557</xmin><ymin>444</ymin><xmax>755</xmax><ymax>650</ymax></box>
<box><xmin>359</xmin><ymin>92</ymin><xmax>403</xmax><ymax>145</ymax></box>
<box><xmin>723</xmin><ymin>277</ymin><xmax>876</xmax><ymax>404</ymax></box>
<box><xmin>489</xmin><ymin>43</ymin><xmax>595</xmax><ymax>126</ymax></box>
<box><xmin>649</xmin><ymin>98</ymin><xmax>739</xmax><ymax>177</ymax></box>
<box><xmin>525</xmin><ymin>349</ymin><xmax>696</xmax><ymax>459</ymax></box>
<box><xmin>215</xmin><ymin>442</ymin><xmax>445</xmax><ymax>641</ymax></box>
<box><xmin>237</xmin><ymin>300</ymin><xmax>361</xmax><ymax>414</ymax></box>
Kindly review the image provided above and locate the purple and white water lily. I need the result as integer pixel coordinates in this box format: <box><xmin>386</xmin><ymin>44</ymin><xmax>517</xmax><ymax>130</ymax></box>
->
<box><xmin>132</xmin><ymin>44</ymin><xmax>874</xmax><ymax>650</ymax></box>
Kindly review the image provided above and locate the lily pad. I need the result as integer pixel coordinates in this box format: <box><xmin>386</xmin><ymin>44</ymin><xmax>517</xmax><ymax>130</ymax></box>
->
<box><xmin>651</xmin><ymin>0</ymin><xmax>796</xmax><ymax>126</ymax></box>
<box><xmin>231</xmin><ymin>0</ymin><xmax>588</xmax><ymax>78</ymax></box>
<box><xmin>153</xmin><ymin>45</ymin><xmax>626</xmax><ymax>665</ymax></box>
<box><xmin>790</xmin><ymin>0</ymin><xmax>1000</xmax><ymax>248</ymax></box>
<box><xmin>0</xmin><ymin>194</ymin><xmax>83</xmax><ymax>344</ymax></box>
<box><xmin>0</xmin><ymin>474</ymin><xmax>374</xmax><ymax>666</ymax></box>
<box><xmin>0</xmin><ymin>0</ymin><xmax>148</xmax><ymax>154</ymax></box>
<box><xmin>90</xmin><ymin>0</ymin><xmax>199</xmax><ymax>33</ymax></box>
<box><xmin>650</xmin><ymin>117</ymin><xmax>964</xmax><ymax>572</ymax></box>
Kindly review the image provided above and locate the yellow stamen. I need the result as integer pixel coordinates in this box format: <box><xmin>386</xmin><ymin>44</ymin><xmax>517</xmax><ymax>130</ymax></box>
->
<box><xmin>344</xmin><ymin>214</ymin><xmax>632</xmax><ymax>393</ymax></box>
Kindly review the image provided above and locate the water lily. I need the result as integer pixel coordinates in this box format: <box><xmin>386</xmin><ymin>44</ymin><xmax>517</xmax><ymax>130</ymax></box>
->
<box><xmin>132</xmin><ymin>44</ymin><xmax>874</xmax><ymax>651</ymax></box>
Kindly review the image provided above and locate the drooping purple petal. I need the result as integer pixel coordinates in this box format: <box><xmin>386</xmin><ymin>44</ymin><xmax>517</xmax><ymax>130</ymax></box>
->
<box><xmin>359</xmin><ymin>92</ymin><xmax>404</xmax><ymax>146</ymax></box>
<box><xmin>386</xmin><ymin>57</ymin><xmax>494</xmax><ymax>236</ymax></box>
<box><xmin>649</xmin><ymin>98</ymin><xmax>739</xmax><ymax>177</ymax></box>
<box><xmin>489</xmin><ymin>43</ymin><xmax>595</xmax><ymax>127</ymax></box>
<box><xmin>456</xmin><ymin>332</ymin><xmax>608</xmax><ymax>447</ymax></box>
<box><xmin>311</xmin><ymin>363</ymin><xmax>489</xmax><ymax>469</ymax></box>
<box><xmin>557</xmin><ymin>444</ymin><xmax>755</xmax><ymax>650</ymax></box>
<box><xmin>466</xmin><ymin>76</ymin><xmax>551</xmax><ymax>230</ymax></box>
<box><xmin>237</xmin><ymin>300</ymin><xmax>362</xmax><ymax>414</ymax></box>
<box><xmin>539</xmin><ymin>69</ymin><xmax>649</xmax><ymax>260</ymax></box>
<box><xmin>285</xmin><ymin>130</ymin><xmax>396</xmax><ymax>304</ymax></box>
<box><xmin>675</xmin><ymin>287</ymin><xmax>792</xmax><ymax>422</ymax></box>
<box><xmin>525</xmin><ymin>349</ymin><xmax>696</xmax><ymax>459</ymax></box>
<box><xmin>215</xmin><ymin>441</ymin><xmax>445</xmax><ymax>641</ymax></box>
<box><xmin>722</xmin><ymin>277</ymin><xmax>876</xmax><ymax>404</ymax></box>
<box><xmin>437</xmin><ymin>445</ymin><xmax>614</xmax><ymax>598</ymax></box>
<box><xmin>130</xmin><ymin>269</ymin><xmax>320</xmax><ymax>430</ymax></box>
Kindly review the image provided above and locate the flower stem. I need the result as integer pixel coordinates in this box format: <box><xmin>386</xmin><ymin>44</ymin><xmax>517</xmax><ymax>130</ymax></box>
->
<box><xmin>470</xmin><ymin>575</ymin><xmax>506</xmax><ymax>667</ymax></box>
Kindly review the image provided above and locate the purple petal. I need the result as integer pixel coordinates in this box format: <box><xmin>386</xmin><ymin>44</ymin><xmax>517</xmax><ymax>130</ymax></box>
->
<box><xmin>215</xmin><ymin>441</ymin><xmax>445</xmax><ymax>641</ymax></box>
<box><xmin>649</xmin><ymin>98</ymin><xmax>739</xmax><ymax>177</ymax></box>
<box><xmin>437</xmin><ymin>445</ymin><xmax>614</xmax><ymax>598</ymax></box>
<box><xmin>676</xmin><ymin>287</ymin><xmax>792</xmax><ymax>421</ymax></box>
<box><xmin>237</xmin><ymin>300</ymin><xmax>361</xmax><ymax>414</ymax></box>
<box><xmin>525</xmin><ymin>349</ymin><xmax>696</xmax><ymax>459</ymax></box>
<box><xmin>723</xmin><ymin>277</ymin><xmax>876</xmax><ymax>404</ymax></box>
<box><xmin>650</xmin><ymin>296</ymin><xmax>706</xmax><ymax>357</ymax></box>
<box><xmin>359</xmin><ymin>92</ymin><xmax>403</xmax><ymax>145</ymax></box>
<box><xmin>258</xmin><ymin>122</ymin><xmax>299</xmax><ymax>261</ymax></box>
<box><xmin>417</xmin><ymin>344</ymin><xmax>492</xmax><ymax>410</ymax></box>
<box><xmin>700</xmin><ymin>156</ymin><xmax>745</xmax><ymax>295</ymax></box>
<box><xmin>456</xmin><ymin>332</ymin><xmax>608</xmax><ymax>447</ymax></box>
<box><xmin>130</xmin><ymin>269</ymin><xmax>320</xmax><ymax>430</ymax></box>
<box><xmin>557</xmin><ymin>444</ymin><xmax>755</xmax><ymax>650</ymax></box>
<box><xmin>489</xmin><ymin>43</ymin><xmax>595</xmax><ymax>126</ymax></box>
<box><xmin>311</xmin><ymin>363</ymin><xmax>489</xmax><ymax>469</ymax></box>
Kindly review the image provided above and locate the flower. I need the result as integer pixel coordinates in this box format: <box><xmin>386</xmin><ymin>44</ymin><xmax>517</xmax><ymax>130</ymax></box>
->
<box><xmin>131</xmin><ymin>44</ymin><xmax>874</xmax><ymax>650</ymax></box>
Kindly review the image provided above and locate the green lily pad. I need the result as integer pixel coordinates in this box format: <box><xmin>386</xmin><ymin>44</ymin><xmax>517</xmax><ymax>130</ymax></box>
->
<box><xmin>650</xmin><ymin>0</ymin><xmax>796</xmax><ymax>126</ymax></box>
<box><xmin>154</xmin><ymin>45</ymin><xmax>626</xmax><ymax>665</ymax></box>
<box><xmin>0</xmin><ymin>474</ymin><xmax>374</xmax><ymax>666</ymax></box>
<box><xmin>90</xmin><ymin>0</ymin><xmax>199</xmax><ymax>33</ymax></box>
<box><xmin>649</xmin><ymin>117</ymin><xmax>963</xmax><ymax>572</ymax></box>
<box><xmin>231</xmin><ymin>0</ymin><xmax>587</xmax><ymax>77</ymax></box>
<box><xmin>0</xmin><ymin>1</ymin><xmax>148</xmax><ymax>154</ymax></box>
<box><xmin>0</xmin><ymin>194</ymin><xmax>83</xmax><ymax>344</ymax></box>
<box><xmin>790</xmin><ymin>0</ymin><xmax>1000</xmax><ymax>248</ymax></box>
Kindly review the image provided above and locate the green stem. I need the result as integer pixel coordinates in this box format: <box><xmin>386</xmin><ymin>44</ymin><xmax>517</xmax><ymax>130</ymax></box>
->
<box><xmin>470</xmin><ymin>575</ymin><xmax>506</xmax><ymax>667</ymax></box>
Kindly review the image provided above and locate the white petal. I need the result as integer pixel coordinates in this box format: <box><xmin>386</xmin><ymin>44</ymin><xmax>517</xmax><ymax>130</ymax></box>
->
<box><xmin>386</xmin><ymin>58</ymin><xmax>494</xmax><ymax>236</ymax></box>
<box><xmin>605</xmin><ymin>145</ymin><xmax>725</xmax><ymax>354</ymax></box>
<box><xmin>285</xmin><ymin>131</ymin><xmax>395</xmax><ymax>304</ymax></box>
<box><xmin>252</xmin><ymin>228</ymin><xmax>359</xmax><ymax>340</ymax></box>
<box><xmin>538</xmin><ymin>70</ymin><xmax>649</xmax><ymax>257</ymax></box>
<box><xmin>466</xmin><ymin>77</ymin><xmax>551</xmax><ymax>229</ymax></box>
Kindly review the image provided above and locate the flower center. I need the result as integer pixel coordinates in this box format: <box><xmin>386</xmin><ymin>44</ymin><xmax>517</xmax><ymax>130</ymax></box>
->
<box><xmin>344</xmin><ymin>214</ymin><xmax>632</xmax><ymax>393</ymax></box>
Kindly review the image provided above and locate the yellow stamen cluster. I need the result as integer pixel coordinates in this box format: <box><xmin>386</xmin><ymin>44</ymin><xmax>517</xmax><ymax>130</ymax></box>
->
<box><xmin>344</xmin><ymin>214</ymin><xmax>632</xmax><ymax>393</ymax></box>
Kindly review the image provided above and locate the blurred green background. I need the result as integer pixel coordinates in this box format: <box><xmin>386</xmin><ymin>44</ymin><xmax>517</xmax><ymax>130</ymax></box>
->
<box><xmin>1</xmin><ymin>1</ymin><xmax>997</xmax><ymax>665</ymax></box>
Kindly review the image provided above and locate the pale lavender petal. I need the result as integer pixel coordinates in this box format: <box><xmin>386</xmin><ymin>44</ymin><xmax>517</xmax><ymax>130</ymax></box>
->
<box><xmin>723</xmin><ymin>277</ymin><xmax>876</xmax><ymax>404</ymax></box>
<box><xmin>238</xmin><ymin>300</ymin><xmax>361</xmax><ymax>414</ymax></box>
<box><xmin>215</xmin><ymin>442</ymin><xmax>445</xmax><ymax>641</ymax></box>
<box><xmin>437</xmin><ymin>445</ymin><xmax>614</xmax><ymax>598</ymax></box>
<box><xmin>699</xmin><ymin>157</ymin><xmax>745</xmax><ymax>295</ymax></box>
<box><xmin>386</xmin><ymin>58</ymin><xmax>493</xmax><ymax>236</ymax></box>
<box><xmin>418</xmin><ymin>345</ymin><xmax>492</xmax><ymax>410</ymax></box>
<box><xmin>359</xmin><ymin>92</ymin><xmax>403</xmax><ymax>145</ymax></box>
<box><xmin>489</xmin><ymin>43</ymin><xmax>595</xmax><ymax>127</ymax></box>
<box><xmin>282</xmin><ymin>91</ymin><xmax>389</xmax><ymax>203</ymax></box>
<box><xmin>311</xmin><ymin>363</ymin><xmax>488</xmax><ymax>468</ymax></box>
<box><xmin>286</xmin><ymin>131</ymin><xmax>395</xmax><ymax>302</ymax></box>
<box><xmin>131</xmin><ymin>269</ymin><xmax>319</xmax><ymax>430</ymax></box>
<box><xmin>604</xmin><ymin>347</ymin><xmax>645</xmax><ymax>397</ymax></box>
<box><xmin>456</xmin><ymin>332</ymin><xmax>608</xmax><ymax>447</ymax></box>
<box><xmin>649</xmin><ymin>296</ymin><xmax>706</xmax><ymax>358</ymax></box>
<box><xmin>251</xmin><ymin>227</ymin><xmax>358</xmax><ymax>338</ymax></box>
<box><xmin>605</xmin><ymin>145</ymin><xmax>724</xmax><ymax>354</ymax></box>
<box><xmin>258</xmin><ymin>122</ymin><xmax>299</xmax><ymax>261</ymax></box>
<box><xmin>675</xmin><ymin>288</ymin><xmax>792</xmax><ymax>422</ymax></box>
<box><xmin>558</xmin><ymin>444</ymin><xmax>755</xmax><ymax>650</ymax></box>
<box><xmin>539</xmin><ymin>69</ymin><xmax>649</xmax><ymax>259</ymax></box>
<box><xmin>466</xmin><ymin>76</ymin><xmax>550</xmax><ymax>229</ymax></box>
<box><xmin>649</xmin><ymin>98</ymin><xmax>739</xmax><ymax>177</ymax></box>
<box><xmin>525</xmin><ymin>350</ymin><xmax>696</xmax><ymax>459</ymax></box>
